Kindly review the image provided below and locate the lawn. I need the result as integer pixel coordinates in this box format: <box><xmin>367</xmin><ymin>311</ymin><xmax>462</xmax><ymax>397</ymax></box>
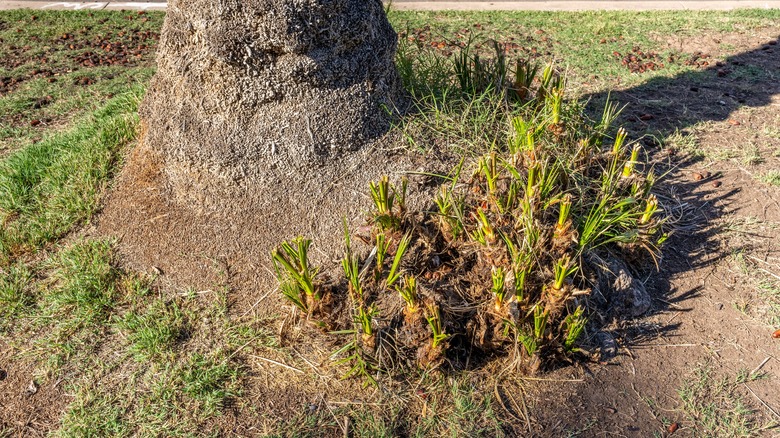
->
<box><xmin>1</xmin><ymin>8</ymin><xmax>779</xmax><ymax>437</ymax></box>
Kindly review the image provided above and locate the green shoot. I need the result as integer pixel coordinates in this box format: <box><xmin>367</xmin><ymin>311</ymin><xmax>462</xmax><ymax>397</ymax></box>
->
<box><xmin>356</xmin><ymin>305</ymin><xmax>377</xmax><ymax>337</ymax></box>
<box><xmin>272</xmin><ymin>237</ymin><xmax>318</xmax><ymax>312</ymax></box>
<box><xmin>343</xmin><ymin>254</ymin><xmax>362</xmax><ymax>302</ymax></box>
<box><xmin>556</xmin><ymin>194</ymin><xmax>573</xmax><ymax>233</ymax></box>
<box><xmin>622</xmin><ymin>145</ymin><xmax>641</xmax><ymax>177</ymax></box>
<box><xmin>537</xmin><ymin>63</ymin><xmax>556</xmax><ymax>100</ymax></box>
<box><xmin>511</xmin><ymin>116</ymin><xmax>530</xmax><ymax>155</ymax></box>
<box><xmin>641</xmin><ymin>195</ymin><xmax>659</xmax><ymax>225</ymax></box>
<box><xmin>478</xmin><ymin>152</ymin><xmax>500</xmax><ymax>196</ymax></box>
<box><xmin>435</xmin><ymin>186</ymin><xmax>465</xmax><ymax>239</ymax></box>
<box><xmin>578</xmin><ymin>196</ymin><xmax>640</xmax><ymax>251</ymax></box>
<box><xmin>435</xmin><ymin>185</ymin><xmax>452</xmax><ymax>216</ymax></box>
<box><xmin>552</xmin><ymin>254</ymin><xmax>578</xmax><ymax>290</ymax></box>
<box><xmin>519</xmin><ymin>331</ymin><xmax>537</xmax><ymax>357</ymax></box>
<box><xmin>503</xmin><ymin>179</ymin><xmax>520</xmax><ymax>213</ymax></box>
<box><xmin>604</xmin><ymin>128</ymin><xmax>629</xmax><ymax>186</ymax></box>
<box><xmin>612</xmin><ymin>127</ymin><xmax>628</xmax><ymax>155</ymax></box>
<box><xmin>342</xmin><ymin>221</ymin><xmax>363</xmax><ymax>301</ymax></box>
<box><xmin>331</xmin><ymin>338</ymin><xmax>377</xmax><ymax>388</ymax></box>
<box><xmin>425</xmin><ymin>303</ymin><xmax>449</xmax><ymax>348</ymax></box>
<box><xmin>375</xmin><ymin>233</ymin><xmax>389</xmax><ymax>276</ymax></box>
<box><xmin>589</xmin><ymin>94</ymin><xmax>625</xmax><ymax>147</ymax></box>
<box><xmin>597</xmin><ymin>95</ymin><xmax>624</xmax><ymax>144</ymax></box>
<box><xmin>549</xmin><ymin>88</ymin><xmax>564</xmax><ymax>125</ymax></box>
<box><xmin>512</xmin><ymin>59</ymin><xmax>540</xmax><ymax>101</ymax></box>
<box><xmin>491</xmin><ymin>266</ymin><xmax>507</xmax><ymax>311</ymax></box>
<box><xmin>520</xmin><ymin>305</ymin><xmax>548</xmax><ymax>356</ymax></box>
<box><xmin>397</xmin><ymin>276</ymin><xmax>418</xmax><ymax>312</ymax></box>
<box><xmin>369</xmin><ymin>176</ymin><xmax>400</xmax><ymax>229</ymax></box>
<box><xmin>469</xmin><ymin>207</ymin><xmax>496</xmax><ymax>245</ymax></box>
<box><xmin>454</xmin><ymin>36</ymin><xmax>475</xmax><ymax>94</ymax></box>
<box><xmin>369</xmin><ymin>175</ymin><xmax>393</xmax><ymax>216</ymax></box>
<box><xmin>434</xmin><ymin>159</ymin><xmax>466</xmax><ymax>240</ymax></box>
<box><xmin>533</xmin><ymin>305</ymin><xmax>548</xmax><ymax>340</ymax></box>
<box><xmin>434</xmin><ymin>186</ymin><xmax>463</xmax><ymax>239</ymax></box>
<box><xmin>515</xmin><ymin>265</ymin><xmax>530</xmax><ymax>302</ymax></box>
<box><xmin>397</xmin><ymin>176</ymin><xmax>408</xmax><ymax>215</ymax></box>
<box><xmin>537</xmin><ymin>160</ymin><xmax>560</xmax><ymax>202</ymax></box>
<box><xmin>278</xmin><ymin>282</ymin><xmax>308</xmax><ymax>314</ymax></box>
<box><xmin>386</xmin><ymin>233</ymin><xmax>412</xmax><ymax>287</ymax></box>
<box><xmin>500</xmin><ymin>232</ymin><xmax>531</xmax><ymax>302</ymax></box>
<box><xmin>526</xmin><ymin>162</ymin><xmax>540</xmax><ymax>200</ymax></box>
<box><xmin>563</xmin><ymin>306</ymin><xmax>586</xmax><ymax>351</ymax></box>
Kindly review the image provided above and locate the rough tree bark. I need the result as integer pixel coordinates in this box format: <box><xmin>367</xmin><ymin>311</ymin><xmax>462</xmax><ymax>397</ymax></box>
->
<box><xmin>140</xmin><ymin>0</ymin><xmax>403</xmax><ymax>207</ymax></box>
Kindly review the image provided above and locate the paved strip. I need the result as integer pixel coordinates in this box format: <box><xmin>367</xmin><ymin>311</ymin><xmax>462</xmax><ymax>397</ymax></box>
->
<box><xmin>390</xmin><ymin>1</ymin><xmax>780</xmax><ymax>9</ymax></box>
<box><xmin>2</xmin><ymin>0</ymin><xmax>780</xmax><ymax>10</ymax></box>
<box><xmin>0</xmin><ymin>1</ymin><xmax>166</xmax><ymax>10</ymax></box>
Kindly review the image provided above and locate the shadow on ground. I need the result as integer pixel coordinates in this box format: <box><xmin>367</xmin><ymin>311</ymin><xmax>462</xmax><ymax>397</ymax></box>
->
<box><xmin>525</xmin><ymin>37</ymin><xmax>780</xmax><ymax>436</ymax></box>
<box><xmin>588</xmin><ymin>35</ymin><xmax>779</xmax><ymax>330</ymax></box>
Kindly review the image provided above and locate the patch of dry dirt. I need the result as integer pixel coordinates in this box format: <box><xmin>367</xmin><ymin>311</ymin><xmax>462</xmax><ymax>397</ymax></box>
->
<box><xmin>0</xmin><ymin>340</ymin><xmax>69</xmax><ymax>437</ymax></box>
<box><xmin>96</xmin><ymin>134</ymin><xmax>450</xmax><ymax>311</ymax></box>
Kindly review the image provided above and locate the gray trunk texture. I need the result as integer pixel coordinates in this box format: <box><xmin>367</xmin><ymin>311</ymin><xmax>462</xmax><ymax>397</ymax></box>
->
<box><xmin>140</xmin><ymin>0</ymin><xmax>403</xmax><ymax>201</ymax></box>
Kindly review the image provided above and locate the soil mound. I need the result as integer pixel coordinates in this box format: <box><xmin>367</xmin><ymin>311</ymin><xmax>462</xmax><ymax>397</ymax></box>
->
<box><xmin>98</xmin><ymin>139</ymin><xmax>447</xmax><ymax>302</ymax></box>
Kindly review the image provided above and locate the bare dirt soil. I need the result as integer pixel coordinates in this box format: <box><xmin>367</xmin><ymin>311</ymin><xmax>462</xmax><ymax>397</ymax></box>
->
<box><xmin>0</xmin><ymin>341</ymin><xmax>69</xmax><ymax>437</ymax></box>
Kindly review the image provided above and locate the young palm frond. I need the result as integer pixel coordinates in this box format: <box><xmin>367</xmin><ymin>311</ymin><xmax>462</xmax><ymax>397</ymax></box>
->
<box><xmin>342</xmin><ymin>221</ymin><xmax>363</xmax><ymax>302</ymax></box>
<box><xmin>562</xmin><ymin>306</ymin><xmax>586</xmax><ymax>351</ymax></box>
<box><xmin>397</xmin><ymin>276</ymin><xmax>418</xmax><ymax>312</ymax></box>
<box><xmin>425</xmin><ymin>303</ymin><xmax>449</xmax><ymax>348</ymax></box>
<box><xmin>272</xmin><ymin>237</ymin><xmax>319</xmax><ymax>313</ymax></box>
<box><xmin>386</xmin><ymin>232</ymin><xmax>412</xmax><ymax>287</ymax></box>
<box><xmin>491</xmin><ymin>265</ymin><xmax>507</xmax><ymax>311</ymax></box>
<box><xmin>552</xmin><ymin>254</ymin><xmax>578</xmax><ymax>291</ymax></box>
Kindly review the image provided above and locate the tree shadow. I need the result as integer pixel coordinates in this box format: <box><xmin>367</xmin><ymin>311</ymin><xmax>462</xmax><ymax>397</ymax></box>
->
<box><xmin>579</xmin><ymin>38</ymin><xmax>779</xmax><ymax>355</ymax></box>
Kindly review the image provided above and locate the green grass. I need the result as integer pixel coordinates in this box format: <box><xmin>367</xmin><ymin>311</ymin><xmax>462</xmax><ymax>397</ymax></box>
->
<box><xmin>416</xmin><ymin>377</ymin><xmax>504</xmax><ymax>437</ymax></box>
<box><xmin>119</xmin><ymin>297</ymin><xmax>190</xmax><ymax>362</ymax></box>
<box><xmin>389</xmin><ymin>9</ymin><xmax>780</xmax><ymax>90</ymax></box>
<box><xmin>23</xmin><ymin>241</ymin><xmax>252</xmax><ymax>436</ymax></box>
<box><xmin>757</xmin><ymin>279</ymin><xmax>780</xmax><ymax>327</ymax></box>
<box><xmin>59</xmin><ymin>350</ymin><xmax>241</xmax><ymax>437</ymax></box>
<box><xmin>24</xmin><ymin>239</ymin><xmax>121</xmax><ymax>376</ymax></box>
<box><xmin>0</xmin><ymin>10</ymin><xmax>161</xmax><ymax>154</ymax></box>
<box><xmin>0</xmin><ymin>261</ymin><xmax>33</xmax><ymax>322</ymax></box>
<box><xmin>760</xmin><ymin>170</ymin><xmax>780</xmax><ymax>186</ymax></box>
<box><xmin>267</xmin><ymin>375</ymin><xmax>503</xmax><ymax>437</ymax></box>
<box><xmin>0</xmin><ymin>88</ymin><xmax>141</xmax><ymax>265</ymax></box>
<box><xmin>677</xmin><ymin>364</ymin><xmax>769</xmax><ymax>437</ymax></box>
<box><xmin>180</xmin><ymin>351</ymin><xmax>241</xmax><ymax>415</ymax></box>
<box><xmin>730</xmin><ymin>248</ymin><xmax>780</xmax><ymax>328</ymax></box>
<box><xmin>0</xmin><ymin>209</ymin><xmax>252</xmax><ymax>434</ymax></box>
<box><xmin>44</xmin><ymin>240</ymin><xmax>118</xmax><ymax>325</ymax></box>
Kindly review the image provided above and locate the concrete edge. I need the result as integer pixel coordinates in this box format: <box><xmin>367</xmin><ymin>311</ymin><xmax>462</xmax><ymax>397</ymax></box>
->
<box><xmin>2</xmin><ymin>1</ymin><xmax>780</xmax><ymax>11</ymax></box>
<box><xmin>389</xmin><ymin>1</ymin><xmax>780</xmax><ymax>10</ymax></box>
